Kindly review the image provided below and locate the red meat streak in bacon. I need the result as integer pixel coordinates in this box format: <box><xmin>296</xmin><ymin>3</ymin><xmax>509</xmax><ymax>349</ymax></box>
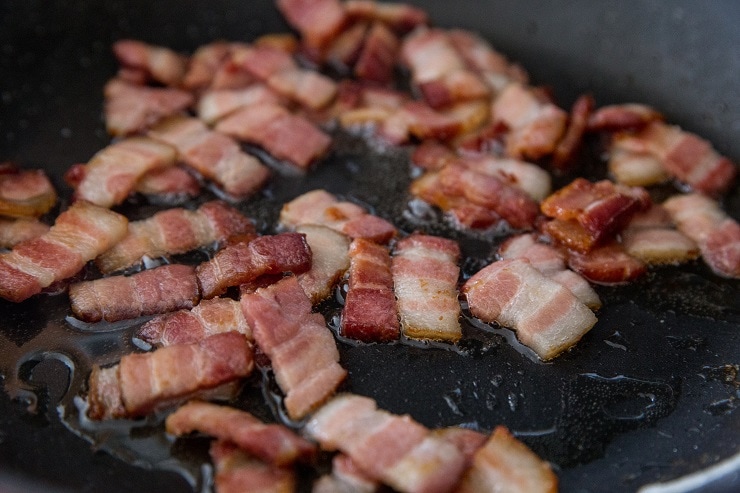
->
<box><xmin>0</xmin><ymin>167</ymin><xmax>57</xmax><ymax>218</ymax></box>
<box><xmin>112</xmin><ymin>39</ymin><xmax>187</xmax><ymax>87</ymax></box>
<box><xmin>209</xmin><ymin>440</ymin><xmax>296</xmax><ymax>493</ymax></box>
<box><xmin>134</xmin><ymin>166</ymin><xmax>201</xmax><ymax>198</ymax></box>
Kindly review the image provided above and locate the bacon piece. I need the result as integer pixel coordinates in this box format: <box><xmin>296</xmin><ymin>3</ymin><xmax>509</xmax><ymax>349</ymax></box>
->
<box><xmin>210</xmin><ymin>440</ymin><xmax>296</xmax><ymax>493</ymax></box>
<box><xmin>277</xmin><ymin>0</ymin><xmax>347</xmax><ymax>51</ymax></box>
<box><xmin>197</xmin><ymin>85</ymin><xmax>283</xmax><ymax>124</ymax></box>
<box><xmin>333</xmin><ymin>81</ymin><xmax>410</xmax><ymax>129</ymax></box>
<box><xmin>69</xmin><ymin>264</ymin><xmax>199</xmax><ymax>323</ymax></box>
<box><xmin>354</xmin><ymin>22</ymin><xmax>399</xmax><ymax>85</ymax></box>
<box><xmin>622</xmin><ymin>227</ymin><xmax>699</xmax><ymax>266</ymax></box>
<box><xmin>104</xmin><ymin>78</ymin><xmax>194</xmax><ymax>137</ymax></box>
<box><xmin>455</xmin><ymin>154</ymin><xmax>552</xmax><ymax>202</ymax></box>
<box><xmin>314</xmin><ymin>454</ymin><xmax>379</xmax><ymax>493</ymax></box>
<box><xmin>182</xmin><ymin>42</ymin><xmax>235</xmax><ymax>92</ymax></box>
<box><xmin>380</xmin><ymin>99</ymin><xmax>489</xmax><ymax>145</ymax></box>
<box><xmin>325</xmin><ymin>21</ymin><xmax>369</xmax><ymax>71</ymax></box>
<box><xmin>305</xmin><ymin>394</ymin><xmax>468</xmax><ymax>493</ymax></box>
<box><xmin>0</xmin><ymin>202</ymin><xmax>128</xmax><ymax>303</ymax></box>
<box><xmin>87</xmin><ymin>332</ymin><xmax>253</xmax><ymax>420</ymax></box>
<box><xmin>148</xmin><ymin>116</ymin><xmax>270</xmax><ymax>198</ymax></box>
<box><xmin>587</xmin><ymin>103</ymin><xmax>663</xmax><ymax>132</ymax></box>
<box><xmin>410</xmin><ymin>140</ymin><xmax>457</xmax><ymax>171</ymax></box>
<box><xmin>280</xmin><ymin>189</ymin><xmax>397</xmax><ymax>243</ymax></box>
<box><xmin>0</xmin><ymin>167</ymin><xmax>57</xmax><ymax>218</ymax></box>
<box><xmin>241</xmin><ymin>277</ymin><xmax>347</xmax><ymax>420</ymax></box>
<box><xmin>0</xmin><ymin>218</ymin><xmax>49</xmax><ymax>249</ymax></box>
<box><xmin>166</xmin><ymin>401</ymin><xmax>315</xmax><ymax>465</ymax></box>
<box><xmin>341</xmin><ymin>238</ymin><xmax>399</xmax><ymax>342</ymax></box>
<box><xmin>457</xmin><ymin>426</ymin><xmax>558</xmax><ymax>493</ymax></box>
<box><xmin>96</xmin><ymin>201</ymin><xmax>254</xmax><ymax>274</ymax></box>
<box><xmin>345</xmin><ymin>1</ymin><xmax>428</xmax><ymax>33</ymax></box>
<box><xmin>552</xmin><ymin>94</ymin><xmax>594</xmax><ymax>169</ymax></box>
<box><xmin>432</xmin><ymin>427</ymin><xmax>487</xmax><ymax>469</ymax></box>
<box><xmin>463</xmin><ymin>258</ymin><xmax>597</xmax><ymax>360</ymax></box>
<box><xmin>137</xmin><ymin>297</ymin><xmax>251</xmax><ymax>346</ymax></box>
<box><xmin>391</xmin><ymin>234</ymin><xmax>461</xmax><ymax>342</ymax></box>
<box><xmin>215</xmin><ymin>103</ymin><xmax>332</xmax><ymax>169</ymax></box>
<box><xmin>567</xmin><ymin>243</ymin><xmax>647</xmax><ymax>285</ymax></box>
<box><xmin>197</xmin><ymin>233</ymin><xmax>312</xmax><ymax>299</ymax></box>
<box><xmin>607</xmin><ymin>146</ymin><xmax>668</xmax><ymax>187</ymax></box>
<box><xmin>113</xmin><ymin>40</ymin><xmax>186</xmax><ymax>87</ymax></box>
<box><xmin>295</xmin><ymin>224</ymin><xmax>350</xmax><ymax>304</ymax></box>
<box><xmin>134</xmin><ymin>166</ymin><xmax>201</xmax><ymax>199</ymax></box>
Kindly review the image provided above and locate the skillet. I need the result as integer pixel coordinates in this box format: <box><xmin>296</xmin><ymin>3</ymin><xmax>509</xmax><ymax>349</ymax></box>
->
<box><xmin>0</xmin><ymin>1</ymin><xmax>739</xmax><ymax>491</ymax></box>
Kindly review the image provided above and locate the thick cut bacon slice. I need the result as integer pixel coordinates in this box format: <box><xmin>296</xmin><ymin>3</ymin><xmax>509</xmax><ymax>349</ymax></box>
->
<box><xmin>137</xmin><ymin>297</ymin><xmax>251</xmax><ymax>347</ymax></box>
<box><xmin>0</xmin><ymin>202</ymin><xmax>128</xmax><ymax>303</ymax></box>
<box><xmin>345</xmin><ymin>1</ymin><xmax>428</xmax><ymax>33</ymax></box>
<box><xmin>0</xmin><ymin>218</ymin><xmax>49</xmax><ymax>249</ymax></box>
<box><xmin>342</xmin><ymin>238</ymin><xmax>399</xmax><ymax>342</ymax></box>
<box><xmin>463</xmin><ymin>258</ymin><xmax>597</xmax><ymax>360</ymax></box>
<box><xmin>210</xmin><ymin>440</ymin><xmax>296</xmax><ymax>493</ymax></box>
<box><xmin>148</xmin><ymin>116</ymin><xmax>270</xmax><ymax>198</ymax></box>
<box><xmin>69</xmin><ymin>264</ymin><xmax>200</xmax><ymax>323</ymax></box>
<box><xmin>0</xmin><ymin>166</ymin><xmax>57</xmax><ymax>218</ymax></box>
<box><xmin>135</xmin><ymin>166</ymin><xmax>201</xmax><ymax>199</ymax></box>
<box><xmin>197</xmin><ymin>233</ymin><xmax>312</xmax><ymax>299</ymax></box>
<box><xmin>305</xmin><ymin>394</ymin><xmax>467</xmax><ymax>493</ymax></box>
<box><xmin>295</xmin><ymin>224</ymin><xmax>351</xmax><ymax>304</ymax></box>
<box><xmin>197</xmin><ymin>85</ymin><xmax>283</xmax><ymax>124</ymax></box>
<box><xmin>87</xmin><ymin>332</ymin><xmax>253</xmax><ymax>420</ymax></box>
<box><xmin>354</xmin><ymin>22</ymin><xmax>399</xmax><ymax>85</ymax></box>
<box><xmin>241</xmin><ymin>277</ymin><xmax>347</xmax><ymax>420</ymax></box>
<box><xmin>567</xmin><ymin>243</ymin><xmax>647</xmax><ymax>285</ymax></box>
<box><xmin>113</xmin><ymin>40</ymin><xmax>187</xmax><ymax>87</ymax></box>
<box><xmin>96</xmin><ymin>201</ymin><xmax>255</xmax><ymax>274</ymax></box>
<box><xmin>391</xmin><ymin>234</ymin><xmax>461</xmax><ymax>342</ymax></box>
<box><xmin>166</xmin><ymin>401</ymin><xmax>316</xmax><ymax>465</ymax></box>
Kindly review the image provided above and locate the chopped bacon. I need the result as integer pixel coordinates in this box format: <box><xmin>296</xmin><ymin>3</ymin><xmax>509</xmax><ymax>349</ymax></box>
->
<box><xmin>0</xmin><ymin>218</ymin><xmax>49</xmax><ymax>249</ymax></box>
<box><xmin>137</xmin><ymin>297</ymin><xmax>252</xmax><ymax>346</ymax></box>
<box><xmin>314</xmin><ymin>454</ymin><xmax>379</xmax><ymax>493</ymax></box>
<box><xmin>567</xmin><ymin>243</ymin><xmax>647</xmax><ymax>285</ymax></box>
<box><xmin>0</xmin><ymin>202</ymin><xmax>128</xmax><ymax>303</ymax></box>
<box><xmin>391</xmin><ymin>234</ymin><xmax>462</xmax><ymax>342</ymax></box>
<box><xmin>305</xmin><ymin>394</ymin><xmax>468</xmax><ymax>493</ymax></box>
<box><xmin>182</xmin><ymin>42</ymin><xmax>235</xmax><ymax>92</ymax></box>
<box><xmin>607</xmin><ymin>145</ymin><xmax>668</xmax><ymax>187</ymax></box>
<box><xmin>134</xmin><ymin>166</ymin><xmax>201</xmax><ymax>199</ymax></box>
<box><xmin>210</xmin><ymin>441</ymin><xmax>296</xmax><ymax>493</ymax></box>
<box><xmin>69</xmin><ymin>264</ymin><xmax>200</xmax><ymax>323</ymax></box>
<box><xmin>196</xmin><ymin>232</ymin><xmax>311</xmax><ymax>299</ymax></box>
<box><xmin>410</xmin><ymin>140</ymin><xmax>457</xmax><ymax>171</ymax></box>
<box><xmin>276</xmin><ymin>0</ymin><xmax>348</xmax><ymax>51</ymax></box>
<box><xmin>463</xmin><ymin>258</ymin><xmax>597</xmax><ymax>360</ymax></box>
<box><xmin>587</xmin><ymin>103</ymin><xmax>663</xmax><ymax>132</ymax></box>
<box><xmin>197</xmin><ymin>85</ymin><xmax>283</xmax><ymax>124</ymax></box>
<box><xmin>431</xmin><ymin>427</ymin><xmax>487</xmax><ymax>468</ymax></box>
<box><xmin>215</xmin><ymin>103</ymin><xmax>332</xmax><ymax>169</ymax></box>
<box><xmin>96</xmin><ymin>200</ymin><xmax>254</xmax><ymax>274</ymax></box>
<box><xmin>0</xmin><ymin>166</ymin><xmax>57</xmax><ymax>218</ymax></box>
<box><xmin>345</xmin><ymin>1</ymin><xmax>428</xmax><ymax>33</ymax></box>
<box><xmin>112</xmin><ymin>39</ymin><xmax>187</xmax><ymax>87</ymax></box>
<box><xmin>622</xmin><ymin>227</ymin><xmax>699</xmax><ymax>266</ymax></box>
<box><xmin>332</xmin><ymin>81</ymin><xmax>409</xmax><ymax>128</ymax></box>
<box><xmin>455</xmin><ymin>154</ymin><xmax>552</xmax><ymax>202</ymax></box>
<box><xmin>231</xmin><ymin>44</ymin><xmax>295</xmax><ymax>81</ymax></box>
<box><xmin>457</xmin><ymin>426</ymin><xmax>558</xmax><ymax>493</ymax></box>
<box><xmin>241</xmin><ymin>277</ymin><xmax>347</xmax><ymax>420</ymax></box>
<box><xmin>325</xmin><ymin>21</ymin><xmax>369</xmax><ymax>71</ymax></box>
<box><xmin>354</xmin><ymin>22</ymin><xmax>399</xmax><ymax>85</ymax></box>
<box><xmin>295</xmin><ymin>224</ymin><xmax>351</xmax><ymax>304</ymax></box>
<box><xmin>166</xmin><ymin>401</ymin><xmax>316</xmax><ymax>465</ymax></box>
<box><xmin>341</xmin><ymin>238</ymin><xmax>399</xmax><ymax>342</ymax></box>
<box><xmin>148</xmin><ymin>116</ymin><xmax>270</xmax><ymax>198</ymax></box>
<box><xmin>87</xmin><ymin>332</ymin><xmax>253</xmax><ymax>420</ymax></box>
<box><xmin>552</xmin><ymin>94</ymin><xmax>594</xmax><ymax>169</ymax></box>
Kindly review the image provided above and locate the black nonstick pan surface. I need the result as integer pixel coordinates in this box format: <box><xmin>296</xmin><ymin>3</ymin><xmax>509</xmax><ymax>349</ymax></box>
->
<box><xmin>1</xmin><ymin>1</ymin><xmax>739</xmax><ymax>492</ymax></box>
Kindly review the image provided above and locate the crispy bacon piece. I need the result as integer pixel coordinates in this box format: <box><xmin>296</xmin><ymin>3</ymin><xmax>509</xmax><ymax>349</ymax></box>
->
<box><xmin>96</xmin><ymin>200</ymin><xmax>255</xmax><ymax>274</ymax></box>
<box><xmin>432</xmin><ymin>427</ymin><xmax>487</xmax><ymax>469</ymax></box>
<box><xmin>0</xmin><ymin>218</ymin><xmax>49</xmax><ymax>249</ymax></box>
<box><xmin>332</xmin><ymin>81</ymin><xmax>410</xmax><ymax>129</ymax></box>
<box><xmin>197</xmin><ymin>84</ymin><xmax>283</xmax><ymax>124</ymax></box>
<box><xmin>457</xmin><ymin>426</ymin><xmax>558</xmax><ymax>493</ymax></box>
<box><xmin>69</xmin><ymin>264</ymin><xmax>200</xmax><ymax>323</ymax></box>
<box><xmin>380</xmin><ymin>99</ymin><xmax>489</xmax><ymax>145</ymax></box>
<box><xmin>0</xmin><ymin>166</ymin><xmax>57</xmax><ymax>218</ymax></box>
<box><xmin>567</xmin><ymin>243</ymin><xmax>647</xmax><ymax>285</ymax></box>
<box><xmin>391</xmin><ymin>234</ymin><xmax>462</xmax><ymax>342</ymax></box>
<box><xmin>463</xmin><ymin>258</ymin><xmax>597</xmax><ymax>360</ymax></box>
<box><xmin>148</xmin><ymin>116</ymin><xmax>270</xmax><ymax>198</ymax></box>
<box><xmin>87</xmin><ymin>332</ymin><xmax>253</xmax><ymax>420</ymax></box>
<box><xmin>0</xmin><ymin>202</ymin><xmax>128</xmax><ymax>303</ymax></box>
<box><xmin>134</xmin><ymin>166</ymin><xmax>201</xmax><ymax>199</ymax></box>
<box><xmin>587</xmin><ymin>103</ymin><xmax>663</xmax><ymax>132</ymax></box>
<box><xmin>325</xmin><ymin>21</ymin><xmax>369</xmax><ymax>71</ymax></box>
<box><xmin>215</xmin><ymin>103</ymin><xmax>332</xmax><ymax>169</ymax></box>
<box><xmin>210</xmin><ymin>440</ymin><xmax>296</xmax><ymax>493</ymax></box>
<box><xmin>280</xmin><ymin>189</ymin><xmax>397</xmax><ymax>244</ymax></box>
<box><xmin>277</xmin><ymin>0</ymin><xmax>347</xmax><ymax>51</ymax></box>
<box><xmin>182</xmin><ymin>42</ymin><xmax>235</xmax><ymax>92</ymax></box>
<box><xmin>113</xmin><ymin>40</ymin><xmax>187</xmax><ymax>87</ymax></box>
<box><xmin>196</xmin><ymin>232</ymin><xmax>312</xmax><ymax>299</ymax></box>
<box><xmin>305</xmin><ymin>394</ymin><xmax>468</xmax><ymax>493</ymax></box>
<box><xmin>341</xmin><ymin>238</ymin><xmax>399</xmax><ymax>342</ymax></box>
<box><xmin>137</xmin><ymin>297</ymin><xmax>251</xmax><ymax>346</ymax></box>
<box><xmin>241</xmin><ymin>276</ymin><xmax>347</xmax><ymax>420</ymax></box>
<box><xmin>314</xmin><ymin>454</ymin><xmax>379</xmax><ymax>493</ymax></box>
<box><xmin>456</xmin><ymin>154</ymin><xmax>552</xmax><ymax>202</ymax></box>
<box><xmin>345</xmin><ymin>1</ymin><xmax>428</xmax><ymax>33</ymax></box>
<box><xmin>295</xmin><ymin>224</ymin><xmax>351</xmax><ymax>304</ymax></box>
<box><xmin>552</xmin><ymin>94</ymin><xmax>594</xmax><ymax>169</ymax></box>
<box><xmin>354</xmin><ymin>22</ymin><xmax>399</xmax><ymax>85</ymax></box>
<box><xmin>166</xmin><ymin>401</ymin><xmax>316</xmax><ymax>465</ymax></box>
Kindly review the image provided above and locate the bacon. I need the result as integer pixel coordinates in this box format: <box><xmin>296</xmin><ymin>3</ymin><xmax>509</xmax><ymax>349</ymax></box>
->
<box><xmin>587</xmin><ymin>103</ymin><xmax>663</xmax><ymax>132</ymax></box>
<box><xmin>209</xmin><ymin>440</ymin><xmax>296</xmax><ymax>493</ymax></box>
<box><xmin>134</xmin><ymin>166</ymin><xmax>201</xmax><ymax>199</ymax></box>
<box><xmin>621</xmin><ymin>227</ymin><xmax>699</xmax><ymax>266</ymax></box>
<box><xmin>112</xmin><ymin>40</ymin><xmax>187</xmax><ymax>87</ymax></box>
<box><xmin>182</xmin><ymin>42</ymin><xmax>235</xmax><ymax>92</ymax></box>
<box><xmin>103</xmin><ymin>78</ymin><xmax>194</xmax><ymax>136</ymax></box>
<box><xmin>431</xmin><ymin>427</ymin><xmax>487</xmax><ymax>469</ymax></box>
<box><xmin>457</xmin><ymin>426</ymin><xmax>558</xmax><ymax>493</ymax></box>
<box><xmin>137</xmin><ymin>297</ymin><xmax>252</xmax><ymax>346</ymax></box>
<box><xmin>325</xmin><ymin>21</ymin><xmax>369</xmax><ymax>71</ymax></box>
<box><xmin>305</xmin><ymin>394</ymin><xmax>468</xmax><ymax>493</ymax></box>
<box><xmin>410</xmin><ymin>140</ymin><xmax>457</xmax><ymax>171</ymax></box>
<box><xmin>69</xmin><ymin>264</ymin><xmax>200</xmax><ymax>323</ymax></box>
<box><xmin>148</xmin><ymin>116</ymin><xmax>270</xmax><ymax>198</ymax></box>
<box><xmin>333</xmin><ymin>82</ymin><xmax>410</xmax><ymax>128</ymax></box>
<box><xmin>0</xmin><ymin>166</ymin><xmax>57</xmax><ymax>218</ymax></box>
<box><xmin>231</xmin><ymin>44</ymin><xmax>295</xmax><ymax>81</ymax></box>
<box><xmin>295</xmin><ymin>224</ymin><xmax>351</xmax><ymax>304</ymax></box>
<box><xmin>166</xmin><ymin>401</ymin><xmax>316</xmax><ymax>465</ymax></box>
<box><xmin>607</xmin><ymin>146</ymin><xmax>668</xmax><ymax>187</ymax></box>
<box><xmin>345</xmin><ymin>1</ymin><xmax>428</xmax><ymax>33</ymax></box>
<box><xmin>86</xmin><ymin>332</ymin><xmax>254</xmax><ymax>420</ymax></box>
<box><xmin>277</xmin><ymin>0</ymin><xmax>348</xmax><ymax>51</ymax></box>
<box><xmin>279</xmin><ymin>189</ymin><xmax>397</xmax><ymax>243</ymax></box>
<box><xmin>215</xmin><ymin>103</ymin><xmax>332</xmax><ymax>170</ymax></box>
<box><xmin>0</xmin><ymin>218</ymin><xmax>49</xmax><ymax>249</ymax></box>
<box><xmin>391</xmin><ymin>234</ymin><xmax>462</xmax><ymax>342</ymax></box>
<box><xmin>197</xmin><ymin>84</ymin><xmax>283</xmax><ymax>124</ymax></box>
<box><xmin>241</xmin><ymin>277</ymin><xmax>347</xmax><ymax>420</ymax></box>
<box><xmin>567</xmin><ymin>243</ymin><xmax>647</xmax><ymax>285</ymax></box>
<box><xmin>552</xmin><ymin>94</ymin><xmax>594</xmax><ymax>169</ymax></box>
<box><xmin>341</xmin><ymin>238</ymin><xmax>399</xmax><ymax>342</ymax></box>
<box><xmin>354</xmin><ymin>22</ymin><xmax>399</xmax><ymax>84</ymax></box>
<box><xmin>96</xmin><ymin>201</ymin><xmax>254</xmax><ymax>274</ymax></box>
<box><xmin>314</xmin><ymin>454</ymin><xmax>379</xmax><ymax>493</ymax></box>
<box><xmin>463</xmin><ymin>258</ymin><xmax>597</xmax><ymax>360</ymax></box>
<box><xmin>0</xmin><ymin>202</ymin><xmax>128</xmax><ymax>303</ymax></box>
<box><xmin>455</xmin><ymin>154</ymin><xmax>552</xmax><ymax>202</ymax></box>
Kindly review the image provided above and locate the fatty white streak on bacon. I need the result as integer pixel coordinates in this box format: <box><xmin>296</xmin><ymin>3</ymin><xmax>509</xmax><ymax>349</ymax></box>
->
<box><xmin>463</xmin><ymin>258</ymin><xmax>597</xmax><ymax>360</ymax></box>
<box><xmin>313</xmin><ymin>454</ymin><xmax>379</xmax><ymax>493</ymax></box>
<box><xmin>295</xmin><ymin>224</ymin><xmax>351</xmax><ymax>304</ymax></box>
<box><xmin>353</xmin><ymin>22</ymin><xmax>399</xmax><ymax>85</ymax></box>
<box><xmin>87</xmin><ymin>331</ymin><xmax>253</xmax><ymax>420</ymax></box>
<box><xmin>0</xmin><ymin>218</ymin><xmax>49</xmax><ymax>249</ymax></box>
<box><xmin>241</xmin><ymin>276</ymin><xmax>347</xmax><ymax>420</ymax></box>
<box><xmin>391</xmin><ymin>234</ymin><xmax>462</xmax><ymax>342</ymax></box>
<box><xmin>457</xmin><ymin>426</ymin><xmax>558</xmax><ymax>493</ymax></box>
<box><xmin>113</xmin><ymin>39</ymin><xmax>187</xmax><ymax>87</ymax></box>
<box><xmin>0</xmin><ymin>166</ymin><xmax>57</xmax><ymax>218</ymax></box>
<box><xmin>277</xmin><ymin>0</ymin><xmax>347</xmax><ymax>52</ymax></box>
<box><xmin>148</xmin><ymin>116</ymin><xmax>270</xmax><ymax>198</ymax></box>
<box><xmin>210</xmin><ymin>440</ymin><xmax>296</xmax><ymax>493</ymax></box>
<box><xmin>0</xmin><ymin>202</ymin><xmax>128</xmax><ymax>303</ymax></box>
<box><xmin>345</xmin><ymin>1</ymin><xmax>428</xmax><ymax>34</ymax></box>
<box><xmin>197</xmin><ymin>84</ymin><xmax>283</xmax><ymax>124</ymax></box>
<box><xmin>165</xmin><ymin>401</ymin><xmax>316</xmax><ymax>465</ymax></box>
<box><xmin>134</xmin><ymin>166</ymin><xmax>201</xmax><ymax>199</ymax></box>
<box><xmin>305</xmin><ymin>394</ymin><xmax>467</xmax><ymax>493</ymax></box>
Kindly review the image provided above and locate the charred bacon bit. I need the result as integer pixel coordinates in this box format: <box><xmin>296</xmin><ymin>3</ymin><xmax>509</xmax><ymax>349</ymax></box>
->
<box><xmin>551</xmin><ymin>94</ymin><xmax>595</xmax><ymax>169</ymax></box>
<box><xmin>354</xmin><ymin>22</ymin><xmax>399</xmax><ymax>85</ymax></box>
<box><xmin>391</xmin><ymin>234</ymin><xmax>462</xmax><ymax>342</ymax></box>
<box><xmin>463</xmin><ymin>258</ymin><xmax>597</xmax><ymax>360</ymax></box>
<box><xmin>96</xmin><ymin>200</ymin><xmax>254</xmax><ymax>274</ymax></box>
<box><xmin>345</xmin><ymin>1</ymin><xmax>428</xmax><ymax>34</ymax></box>
<box><xmin>112</xmin><ymin>39</ymin><xmax>187</xmax><ymax>87</ymax></box>
<box><xmin>587</xmin><ymin>103</ymin><xmax>663</xmax><ymax>132</ymax></box>
<box><xmin>210</xmin><ymin>440</ymin><xmax>296</xmax><ymax>493</ymax></box>
<box><xmin>295</xmin><ymin>224</ymin><xmax>351</xmax><ymax>304</ymax></box>
<box><xmin>305</xmin><ymin>394</ymin><xmax>468</xmax><ymax>493</ymax></box>
<box><xmin>69</xmin><ymin>264</ymin><xmax>200</xmax><ymax>323</ymax></box>
<box><xmin>87</xmin><ymin>332</ymin><xmax>253</xmax><ymax>420</ymax></box>
<box><xmin>457</xmin><ymin>426</ymin><xmax>558</xmax><ymax>493</ymax></box>
<box><xmin>276</xmin><ymin>0</ymin><xmax>348</xmax><ymax>52</ymax></box>
<box><xmin>197</xmin><ymin>85</ymin><xmax>283</xmax><ymax>124</ymax></box>
<box><xmin>196</xmin><ymin>232</ymin><xmax>312</xmax><ymax>299</ymax></box>
<box><xmin>0</xmin><ymin>167</ymin><xmax>57</xmax><ymax>218</ymax></box>
<box><xmin>0</xmin><ymin>218</ymin><xmax>49</xmax><ymax>249</ymax></box>
<box><xmin>166</xmin><ymin>401</ymin><xmax>316</xmax><ymax>466</ymax></box>
<box><xmin>341</xmin><ymin>238</ymin><xmax>399</xmax><ymax>342</ymax></box>
<box><xmin>241</xmin><ymin>277</ymin><xmax>347</xmax><ymax>420</ymax></box>
<box><xmin>0</xmin><ymin>202</ymin><xmax>128</xmax><ymax>303</ymax></box>
<box><xmin>567</xmin><ymin>243</ymin><xmax>647</xmax><ymax>285</ymax></box>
